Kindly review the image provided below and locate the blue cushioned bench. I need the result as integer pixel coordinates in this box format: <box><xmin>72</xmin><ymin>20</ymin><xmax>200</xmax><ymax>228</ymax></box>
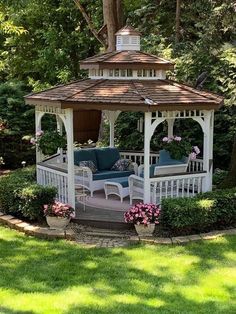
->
<box><xmin>74</xmin><ymin>147</ymin><xmax>137</xmax><ymax>196</ymax></box>
<box><xmin>104</xmin><ymin>176</ymin><xmax>129</xmax><ymax>203</ymax></box>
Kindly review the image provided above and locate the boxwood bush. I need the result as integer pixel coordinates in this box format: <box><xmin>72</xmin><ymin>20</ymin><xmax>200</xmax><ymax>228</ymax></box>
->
<box><xmin>161</xmin><ymin>188</ymin><xmax>236</xmax><ymax>235</ymax></box>
<box><xmin>0</xmin><ymin>167</ymin><xmax>57</xmax><ymax>221</ymax></box>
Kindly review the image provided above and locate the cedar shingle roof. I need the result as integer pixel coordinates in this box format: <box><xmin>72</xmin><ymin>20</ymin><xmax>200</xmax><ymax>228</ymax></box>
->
<box><xmin>25</xmin><ymin>79</ymin><xmax>223</xmax><ymax>112</ymax></box>
<box><xmin>115</xmin><ymin>25</ymin><xmax>141</xmax><ymax>36</ymax></box>
<box><xmin>80</xmin><ymin>51</ymin><xmax>174</xmax><ymax>70</ymax></box>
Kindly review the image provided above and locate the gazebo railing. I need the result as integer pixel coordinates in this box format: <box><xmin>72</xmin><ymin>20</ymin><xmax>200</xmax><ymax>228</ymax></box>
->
<box><xmin>37</xmin><ymin>164</ymin><xmax>68</xmax><ymax>204</ymax></box>
<box><xmin>120</xmin><ymin>150</ymin><xmax>203</xmax><ymax>172</ymax></box>
<box><xmin>120</xmin><ymin>150</ymin><xmax>159</xmax><ymax>165</ymax></box>
<box><xmin>150</xmin><ymin>172</ymin><xmax>206</xmax><ymax>204</ymax></box>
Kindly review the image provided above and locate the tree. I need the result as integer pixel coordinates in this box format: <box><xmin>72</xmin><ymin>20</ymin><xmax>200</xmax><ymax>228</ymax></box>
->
<box><xmin>74</xmin><ymin>0</ymin><xmax>124</xmax><ymax>51</ymax></box>
<box><xmin>222</xmin><ymin>134</ymin><xmax>236</xmax><ymax>188</ymax></box>
<box><xmin>175</xmin><ymin>0</ymin><xmax>181</xmax><ymax>43</ymax></box>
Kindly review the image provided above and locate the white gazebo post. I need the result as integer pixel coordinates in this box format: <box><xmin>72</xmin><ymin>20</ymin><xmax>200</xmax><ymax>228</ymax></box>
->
<box><xmin>56</xmin><ymin>115</ymin><xmax>64</xmax><ymax>163</ymax></box>
<box><xmin>143</xmin><ymin>112</ymin><xmax>152</xmax><ymax>203</ymax></box>
<box><xmin>104</xmin><ymin>110</ymin><xmax>121</xmax><ymax>147</ymax></box>
<box><xmin>63</xmin><ymin>108</ymin><xmax>75</xmax><ymax>208</ymax></box>
<box><xmin>167</xmin><ymin>119</ymin><xmax>175</xmax><ymax>137</ymax></box>
<box><xmin>35</xmin><ymin>109</ymin><xmax>44</xmax><ymax>164</ymax></box>
<box><xmin>202</xmin><ymin>110</ymin><xmax>214</xmax><ymax>192</ymax></box>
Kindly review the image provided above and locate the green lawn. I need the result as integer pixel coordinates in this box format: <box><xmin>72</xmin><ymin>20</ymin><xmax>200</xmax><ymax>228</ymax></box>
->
<box><xmin>0</xmin><ymin>226</ymin><xmax>235</xmax><ymax>314</ymax></box>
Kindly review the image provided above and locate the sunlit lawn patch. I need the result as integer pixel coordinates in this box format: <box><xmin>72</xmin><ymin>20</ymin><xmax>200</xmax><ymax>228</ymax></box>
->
<box><xmin>0</xmin><ymin>226</ymin><xmax>235</xmax><ymax>314</ymax></box>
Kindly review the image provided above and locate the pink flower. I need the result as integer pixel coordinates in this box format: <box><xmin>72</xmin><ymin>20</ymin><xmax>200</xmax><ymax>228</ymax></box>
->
<box><xmin>190</xmin><ymin>152</ymin><xmax>197</xmax><ymax>160</ymax></box>
<box><xmin>30</xmin><ymin>137</ymin><xmax>36</xmax><ymax>145</ymax></box>
<box><xmin>36</xmin><ymin>130</ymin><xmax>44</xmax><ymax>137</ymax></box>
<box><xmin>162</xmin><ymin>137</ymin><xmax>169</xmax><ymax>142</ymax></box>
<box><xmin>193</xmin><ymin>146</ymin><xmax>200</xmax><ymax>155</ymax></box>
<box><xmin>175</xmin><ymin>136</ymin><xmax>182</xmax><ymax>141</ymax></box>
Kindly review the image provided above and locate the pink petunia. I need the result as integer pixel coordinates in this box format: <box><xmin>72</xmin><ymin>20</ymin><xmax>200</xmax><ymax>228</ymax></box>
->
<box><xmin>193</xmin><ymin>146</ymin><xmax>200</xmax><ymax>155</ymax></box>
<box><xmin>175</xmin><ymin>136</ymin><xmax>182</xmax><ymax>141</ymax></box>
<box><xmin>190</xmin><ymin>152</ymin><xmax>197</xmax><ymax>160</ymax></box>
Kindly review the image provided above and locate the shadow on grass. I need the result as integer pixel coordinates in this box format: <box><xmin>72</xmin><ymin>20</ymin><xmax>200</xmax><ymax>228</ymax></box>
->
<box><xmin>0</xmin><ymin>227</ymin><xmax>235</xmax><ymax>314</ymax></box>
<box><xmin>0</xmin><ymin>307</ymin><xmax>35</xmax><ymax>314</ymax></box>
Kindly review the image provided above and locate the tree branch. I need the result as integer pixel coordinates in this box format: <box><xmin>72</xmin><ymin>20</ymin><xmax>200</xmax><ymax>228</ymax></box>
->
<box><xmin>73</xmin><ymin>0</ymin><xmax>106</xmax><ymax>47</ymax></box>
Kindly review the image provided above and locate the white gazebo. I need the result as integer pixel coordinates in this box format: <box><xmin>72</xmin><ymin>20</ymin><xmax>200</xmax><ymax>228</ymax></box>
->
<box><xmin>25</xmin><ymin>26</ymin><xmax>223</xmax><ymax>222</ymax></box>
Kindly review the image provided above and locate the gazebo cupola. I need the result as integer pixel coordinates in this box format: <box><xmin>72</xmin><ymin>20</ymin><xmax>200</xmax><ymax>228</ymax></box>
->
<box><xmin>80</xmin><ymin>25</ymin><xmax>174</xmax><ymax>80</ymax></box>
<box><xmin>115</xmin><ymin>25</ymin><xmax>141</xmax><ymax>51</ymax></box>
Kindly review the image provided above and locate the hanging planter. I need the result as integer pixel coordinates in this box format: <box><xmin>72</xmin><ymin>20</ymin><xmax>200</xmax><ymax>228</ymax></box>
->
<box><xmin>30</xmin><ymin>130</ymin><xmax>66</xmax><ymax>156</ymax></box>
<box><xmin>161</xmin><ymin>136</ymin><xmax>200</xmax><ymax>160</ymax></box>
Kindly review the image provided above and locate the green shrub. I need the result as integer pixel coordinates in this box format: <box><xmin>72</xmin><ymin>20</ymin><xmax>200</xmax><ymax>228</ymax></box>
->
<box><xmin>18</xmin><ymin>184</ymin><xmax>57</xmax><ymax>220</ymax></box>
<box><xmin>213</xmin><ymin>169</ymin><xmax>228</xmax><ymax>187</ymax></box>
<box><xmin>0</xmin><ymin>166</ymin><xmax>57</xmax><ymax>221</ymax></box>
<box><xmin>0</xmin><ymin>167</ymin><xmax>36</xmax><ymax>214</ymax></box>
<box><xmin>200</xmin><ymin>189</ymin><xmax>236</xmax><ymax>227</ymax></box>
<box><xmin>161</xmin><ymin>188</ymin><xmax>236</xmax><ymax>235</ymax></box>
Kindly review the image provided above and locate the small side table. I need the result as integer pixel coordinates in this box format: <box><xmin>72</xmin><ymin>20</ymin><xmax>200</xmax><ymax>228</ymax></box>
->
<box><xmin>104</xmin><ymin>177</ymin><xmax>130</xmax><ymax>203</ymax></box>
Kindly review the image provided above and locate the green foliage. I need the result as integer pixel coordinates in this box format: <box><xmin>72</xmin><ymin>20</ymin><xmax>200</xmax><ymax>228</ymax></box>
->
<box><xmin>161</xmin><ymin>188</ymin><xmax>236</xmax><ymax>235</ymax></box>
<box><xmin>0</xmin><ymin>0</ymin><xmax>102</xmax><ymax>85</ymax></box>
<box><xmin>213</xmin><ymin>169</ymin><xmax>228</xmax><ymax>187</ymax></box>
<box><xmin>0</xmin><ymin>166</ymin><xmax>36</xmax><ymax>214</ymax></box>
<box><xmin>0</xmin><ymin>81</ymin><xmax>35</xmax><ymax>168</ymax></box>
<box><xmin>37</xmin><ymin>130</ymin><xmax>66</xmax><ymax>156</ymax></box>
<box><xmin>161</xmin><ymin>137</ymin><xmax>192</xmax><ymax>160</ymax></box>
<box><xmin>0</xmin><ymin>166</ymin><xmax>56</xmax><ymax>221</ymax></box>
<box><xmin>18</xmin><ymin>184</ymin><xmax>56</xmax><ymax>220</ymax></box>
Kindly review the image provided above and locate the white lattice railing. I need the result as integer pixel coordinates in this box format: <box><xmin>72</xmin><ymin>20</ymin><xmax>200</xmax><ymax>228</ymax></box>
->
<box><xmin>187</xmin><ymin>158</ymin><xmax>204</xmax><ymax>172</ymax></box>
<box><xmin>150</xmin><ymin>172</ymin><xmax>206</xmax><ymax>204</ymax></box>
<box><xmin>120</xmin><ymin>151</ymin><xmax>204</xmax><ymax>173</ymax></box>
<box><xmin>120</xmin><ymin>151</ymin><xmax>159</xmax><ymax>165</ymax></box>
<box><xmin>37</xmin><ymin>164</ymin><xmax>68</xmax><ymax>203</ymax></box>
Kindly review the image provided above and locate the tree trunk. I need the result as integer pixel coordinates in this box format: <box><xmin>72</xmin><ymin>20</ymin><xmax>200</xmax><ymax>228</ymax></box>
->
<box><xmin>103</xmin><ymin>0</ymin><xmax>119</xmax><ymax>52</ymax></box>
<box><xmin>175</xmin><ymin>0</ymin><xmax>181</xmax><ymax>43</ymax></box>
<box><xmin>221</xmin><ymin>134</ymin><xmax>236</xmax><ymax>188</ymax></box>
<box><xmin>116</xmin><ymin>0</ymin><xmax>123</xmax><ymax>30</ymax></box>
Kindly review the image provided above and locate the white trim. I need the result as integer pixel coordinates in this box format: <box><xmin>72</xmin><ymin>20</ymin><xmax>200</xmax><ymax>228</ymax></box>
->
<box><xmin>143</xmin><ymin>112</ymin><xmax>152</xmax><ymax>203</ymax></box>
<box><xmin>88</xmin><ymin>69</ymin><xmax>166</xmax><ymax>80</ymax></box>
<box><xmin>64</xmin><ymin>109</ymin><xmax>75</xmax><ymax>208</ymax></box>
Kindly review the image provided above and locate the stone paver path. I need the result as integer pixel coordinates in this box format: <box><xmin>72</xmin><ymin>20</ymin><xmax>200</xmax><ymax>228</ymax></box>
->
<box><xmin>71</xmin><ymin>223</ymin><xmax>135</xmax><ymax>248</ymax></box>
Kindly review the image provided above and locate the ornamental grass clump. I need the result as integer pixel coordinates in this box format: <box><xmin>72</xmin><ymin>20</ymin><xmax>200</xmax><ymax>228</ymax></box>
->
<box><xmin>162</xmin><ymin>136</ymin><xmax>200</xmax><ymax>160</ymax></box>
<box><xmin>124</xmin><ymin>203</ymin><xmax>160</xmax><ymax>226</ymax></box>
<box><xmin>44</xmin><ymin>201</ymin><xmax>75</xmax><ymax>219</ymax></box>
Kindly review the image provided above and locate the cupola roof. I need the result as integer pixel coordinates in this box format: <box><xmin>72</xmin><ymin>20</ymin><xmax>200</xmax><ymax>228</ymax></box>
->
<box><xmin>80</xmin><ymin>50</ymin><xmax>174</xmax><ymax>70</ymax></box>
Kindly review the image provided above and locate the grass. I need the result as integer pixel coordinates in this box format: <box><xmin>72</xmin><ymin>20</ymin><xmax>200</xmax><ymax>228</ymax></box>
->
<box><xmin>0</xmin><ymin>226</ymin><xmax>235</xmax><ymax>314</ymax></box>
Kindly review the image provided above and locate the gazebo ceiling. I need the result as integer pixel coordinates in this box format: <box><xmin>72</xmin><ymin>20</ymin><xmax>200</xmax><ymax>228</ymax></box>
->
<box><xmin>25</xmin><ymin>78</ymin><xmax>223</xmax><ymax>112</ymax></box>
<box><xmin>80</xmin><ymin>50</ymin><xmax>174</xmax><ymax>70</ymax></box>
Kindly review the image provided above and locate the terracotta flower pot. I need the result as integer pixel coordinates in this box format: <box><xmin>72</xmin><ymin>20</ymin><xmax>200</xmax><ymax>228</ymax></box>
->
<box><xmin>46</xmin><ymin>216</ymin><xmax>70</xmax><ymax>230</ymax></box>
<box><xmin>135</xmin><ymin>223</ymin><xmax>155</xmax><ymax>237</ymax></box>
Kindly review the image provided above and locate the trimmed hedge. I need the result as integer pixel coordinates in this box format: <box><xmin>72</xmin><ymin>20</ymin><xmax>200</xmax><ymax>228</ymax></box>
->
<box><xmin>0</xmin><ymin>167</ymin><xmax>57</xmax><ymax>221</ymax></box>
<box><xmin>161</xmin><ymin>188</ymin><xmax>236</xmax><ymax>235</ymax></box>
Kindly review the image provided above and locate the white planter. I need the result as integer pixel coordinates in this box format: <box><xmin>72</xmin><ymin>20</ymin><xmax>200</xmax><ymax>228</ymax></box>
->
<box><xmin>46</xmin><ymin>216</ymin><xmax>70</xmax><ymax>230</ymax></box>
<box><xmin>135</xmin><ymin>223</ymin><xmax>155</xmax><ymax>237</ymax></box>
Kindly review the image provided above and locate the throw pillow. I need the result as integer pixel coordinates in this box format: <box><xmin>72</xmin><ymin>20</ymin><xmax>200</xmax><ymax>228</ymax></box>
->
<box><xmin>79</xmin><ymin>160</ymin><xmax>97</xmax><ymax>173</ymax></box>
<box><xmin>111</xmin><ymin>159</ymin><xmax>132</xmax><ymax>171</ymax></box>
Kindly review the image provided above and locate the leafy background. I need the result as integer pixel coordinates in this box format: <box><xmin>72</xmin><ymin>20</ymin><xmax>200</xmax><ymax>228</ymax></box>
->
<box><xmin>0</xmin><ymin>0</ymin><xmax>235</xmax><ymax>169</ymax></box>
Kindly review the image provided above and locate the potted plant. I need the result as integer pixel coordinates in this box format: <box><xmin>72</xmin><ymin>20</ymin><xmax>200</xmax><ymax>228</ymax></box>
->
<box><xmin>161</xmin><ymin>136</ymin><xmax>200</xmax><ymax>160</ymax></box>
<box><xmin>124</xmin><ymin>203</ymin><xmax>160</xmax><ymax>236</ymax></box>
<box><xmin>31</xmin><ymin>130</ymin><xmax>66</xmax><ymax>156</ymax></box>
<box><xmin>44</xmin><ymin>201</ymin><xmax>75</xmax><ymax>230</ymax></box>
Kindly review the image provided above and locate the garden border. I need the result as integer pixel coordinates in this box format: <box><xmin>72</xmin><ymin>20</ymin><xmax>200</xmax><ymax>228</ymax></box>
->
<box><xmin>0</xmin><ymin>211</ymin><xmax>236</xmax><ymax>245</ymax></box>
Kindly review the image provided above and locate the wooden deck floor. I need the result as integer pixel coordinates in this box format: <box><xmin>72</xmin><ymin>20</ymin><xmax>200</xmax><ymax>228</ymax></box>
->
<box><xmin>75</xmin><ymin>190</ymin><xmax>133</xmax><ymax>225</ymax></box>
